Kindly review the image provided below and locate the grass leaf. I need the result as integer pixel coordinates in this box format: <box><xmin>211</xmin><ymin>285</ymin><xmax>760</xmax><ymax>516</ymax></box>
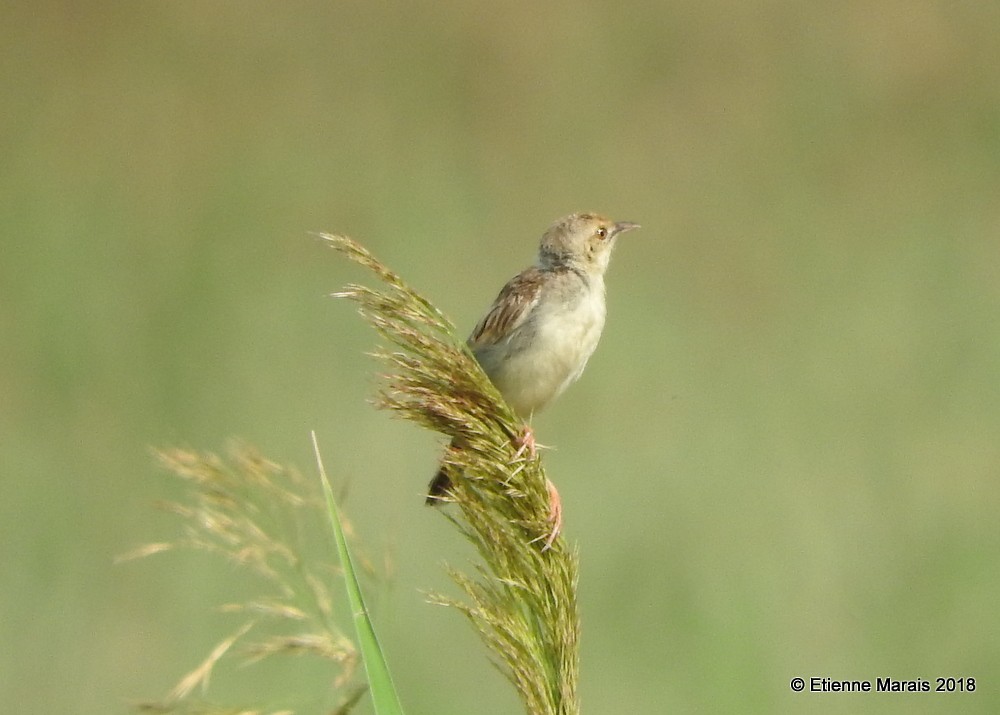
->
<box><xmin>312</xmin><ymin>431</ymin><xmax>406</xmax><ymax>715</ymax></box>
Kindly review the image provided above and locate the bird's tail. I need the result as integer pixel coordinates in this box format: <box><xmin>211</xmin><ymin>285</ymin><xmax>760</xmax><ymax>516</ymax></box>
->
<box><xmin>425</xmin><ymin>467</ymin><xmax>452</xmax><ymax>505</ymax></box>
<box><xmin>425</xmin><ymin>437</ymin><xmax>459</xmax><ymax>505</ymax></box>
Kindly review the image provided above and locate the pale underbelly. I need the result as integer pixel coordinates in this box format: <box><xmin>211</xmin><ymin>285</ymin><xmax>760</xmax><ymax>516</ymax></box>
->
<box><xmin>479</xmin><ymin>324</ymin><xmax>600</xmax><ymax>417</ymax></box>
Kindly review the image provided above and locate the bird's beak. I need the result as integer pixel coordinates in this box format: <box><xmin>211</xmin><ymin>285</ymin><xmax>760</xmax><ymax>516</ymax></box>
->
<box><xmin>612</xmin><ymin>221</ymin><xmax>641</xmax><ymax>238</ymax></box>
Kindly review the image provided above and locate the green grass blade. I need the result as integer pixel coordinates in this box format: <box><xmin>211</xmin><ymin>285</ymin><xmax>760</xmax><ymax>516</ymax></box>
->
<box><xmin>312</xmin><ymin>431</ymin><xmax>406</xmax><ymax>715</ymax></box>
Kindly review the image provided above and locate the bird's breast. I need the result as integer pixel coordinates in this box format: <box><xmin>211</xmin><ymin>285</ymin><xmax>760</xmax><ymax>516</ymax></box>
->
<box><xmin>475</xmin><ymin>282</ymin><xmax>606</xmax><ymax>417</ymax></box>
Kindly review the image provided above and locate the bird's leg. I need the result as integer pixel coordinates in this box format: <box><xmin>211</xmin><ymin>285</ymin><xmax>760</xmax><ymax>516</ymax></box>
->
<box><xmin>541</xmin><ymin>479</ymin><xmax>562</xmax><ymax>551</ymax></box>
<box><xmin>510</xmin><ymin>417</ymin><xmax>560</xmax><ymax>550</ymax></box>
<box><xmin>513</xmin><ymin>411</ymin><xmax>549</xmax><ymax>460</ymax></box>
<box><xmin>512</xmin><ymin>424</ymin><xmax>537</xmax><ymax>460</ymax></box>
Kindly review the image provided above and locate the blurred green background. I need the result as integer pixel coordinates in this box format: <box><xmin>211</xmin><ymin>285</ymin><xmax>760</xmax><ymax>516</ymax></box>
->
<box><xmin>3</xmin><ymin>1</ymin><xmax>999</xmax><ymax>713</ymax></box>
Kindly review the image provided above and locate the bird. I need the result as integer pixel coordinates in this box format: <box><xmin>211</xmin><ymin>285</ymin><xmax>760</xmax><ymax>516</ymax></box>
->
<box><xmin>426</xmin><ymin>212</ymin><xmax>640</xmax><ymax>549</ymax></box>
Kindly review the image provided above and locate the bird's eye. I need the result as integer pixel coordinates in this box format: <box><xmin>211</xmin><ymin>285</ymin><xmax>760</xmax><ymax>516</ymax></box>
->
<box><xmin>596</xmin><ymin>226</ymin><xmax>608</xmax><ymax>239</ymax></box>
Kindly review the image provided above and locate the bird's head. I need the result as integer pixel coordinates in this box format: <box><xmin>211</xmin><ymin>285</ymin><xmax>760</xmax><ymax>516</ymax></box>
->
<box><xmin>538</xmin><ymin>212</ymin><xmax>640</xmax><ymax>275</ymax></box>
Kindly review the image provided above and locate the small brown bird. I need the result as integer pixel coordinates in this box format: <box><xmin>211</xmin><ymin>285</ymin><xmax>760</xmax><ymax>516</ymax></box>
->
<box><xmin>426</xmin><ymin>212</ymin><xmax>639</xmax><ymax>548</ymax></box>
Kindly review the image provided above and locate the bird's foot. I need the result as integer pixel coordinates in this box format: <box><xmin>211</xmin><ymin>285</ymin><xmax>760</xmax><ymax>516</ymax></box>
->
<box><xmin>512</xmin><ymin>425</ymin><xmax>549</xmax><ymax>461</ymax></box>
<box><xmin>533</xmin><ymin>479</ymin><xmax>562</xmax><ymax>551</ymax></box>
<box><xmin>512</xmin><ymin>425</ymin><xmax>536</xmax><ymax>460</ymax></box>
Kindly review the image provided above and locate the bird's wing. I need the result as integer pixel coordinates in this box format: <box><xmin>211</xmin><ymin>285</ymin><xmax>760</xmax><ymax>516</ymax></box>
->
<box><xmin>468</xmin><ymin>267</ymin><xmax>544</xmax><ymax>348</ymax></box>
